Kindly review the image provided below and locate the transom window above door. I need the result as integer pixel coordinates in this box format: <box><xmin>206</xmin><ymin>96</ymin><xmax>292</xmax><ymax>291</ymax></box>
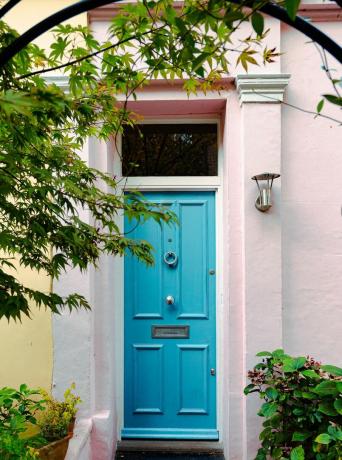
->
<box><xmin>121</xmin><ymin>123</ymin><xmax>218</xmax><ymax>176</ymax></box>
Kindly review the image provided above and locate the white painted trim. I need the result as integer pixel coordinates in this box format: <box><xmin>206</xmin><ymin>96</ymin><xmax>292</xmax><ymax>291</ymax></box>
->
<box><xmin>113</xmin><ymin>116</ymin><xmax>225</xmax><ymax>441</ymax></box>
<box><xmin>65</xmin><ymin>417</ymin><xmax>92</xmax><ymax>460</ymax></box>
<box><xmin>235</xmin><ymin>74</ymin><xmax>291</xmax><ymax>104</ymax></box>
<box><xmin>43</xmin><ymin>75</ymin><xmax>69</xmax><ymax>92</ymax></box>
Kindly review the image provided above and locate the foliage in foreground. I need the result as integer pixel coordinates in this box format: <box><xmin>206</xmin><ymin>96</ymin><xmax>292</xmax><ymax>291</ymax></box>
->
<box><xmin>0</xmin><ymin>0</ymin><xmax>277</xmax><ymax>321</ymax></box>
<box><xmin>245</xmin><ymin>350</ymin><xmax>342</xmax><ymax>460</ymax></box>
<box><xmin>0</xmin><ymin>384</ymin><xmax>80</xmax><ymax>459</ymax></box>
<box><xmin>0</xmin><ymin>385</ymin><xmax>44</xmax><ymax>459</ymax></box>
<box><xmin>0</xmin><ymin>0</ymin><xmax>340</xmax><ymax>320</ymax></box>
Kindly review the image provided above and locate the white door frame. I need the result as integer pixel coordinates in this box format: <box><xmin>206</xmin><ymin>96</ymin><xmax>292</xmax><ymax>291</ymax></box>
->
<box><xmin>112</xmin><ymin>116</ymin><xmax>225</xmax><ymax>440</ymax></box>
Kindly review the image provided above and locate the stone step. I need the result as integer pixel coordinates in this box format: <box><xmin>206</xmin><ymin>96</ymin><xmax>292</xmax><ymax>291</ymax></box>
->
<box><xmin>115</xmin><ymin>441</ymin><xmax>224</xmax><ymax>459</ymax></box>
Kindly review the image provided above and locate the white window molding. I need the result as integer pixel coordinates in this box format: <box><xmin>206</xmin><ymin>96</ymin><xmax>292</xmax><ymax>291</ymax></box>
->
<box><xmin>235</xmin><ymin>73</ymin><xmax>291</xmax><ymax>104</ymax></box>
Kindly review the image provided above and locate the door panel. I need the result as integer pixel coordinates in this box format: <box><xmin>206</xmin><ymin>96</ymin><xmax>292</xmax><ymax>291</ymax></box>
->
<box><xmin>178</xmin><ymin>201</ymin><xmax>209</xmax><ymax>318</ymax></box>
<box><xmin>123</xmin><ymin>191</ymin><xmax>217</xmax><ymax>440</ymax></box>
<box><xmin>133</xmin><ymin>345</ymin><xmax>164</xmax><ymax>414</ymax></box>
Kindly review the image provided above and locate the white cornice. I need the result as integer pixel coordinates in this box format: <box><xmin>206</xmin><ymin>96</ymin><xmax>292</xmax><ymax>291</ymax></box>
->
<box><xmin>43</xmin><ymin>75</ymin><xmax>69</xmax><ymax>92</ymax></box>
<box><xmin>235</xmin><ymin>74</ymin><xmax>291</xmax><ymax>104</ymax></box>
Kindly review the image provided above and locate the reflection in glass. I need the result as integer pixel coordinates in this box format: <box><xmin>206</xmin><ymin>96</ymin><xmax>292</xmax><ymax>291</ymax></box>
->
<box><xmin>122</xmin><ymin>124</ymin><xmax>218</xmax><ymax>176</ymax></box>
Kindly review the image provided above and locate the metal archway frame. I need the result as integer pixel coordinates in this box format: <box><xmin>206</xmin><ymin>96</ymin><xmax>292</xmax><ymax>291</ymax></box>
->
<box><xmin>0</xmin><ymin>0</ymin><xmax>341</xmax><ymax>67</ymax></box>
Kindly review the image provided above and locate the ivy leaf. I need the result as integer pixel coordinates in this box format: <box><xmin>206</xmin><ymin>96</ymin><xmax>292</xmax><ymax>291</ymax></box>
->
<box><xmin>290</xmin><ymin>445</ymin><xmax>304</xmax><ymax>460</ymax></box>
<box><xmin>256</xmin><ymin>351</ymin><xmax>272</xmax><ymax>357</ymax></box>
<box><xmin>251</xmin><ymin>12</ymin><xmax>264</xmax><ymax>36</ymax></box>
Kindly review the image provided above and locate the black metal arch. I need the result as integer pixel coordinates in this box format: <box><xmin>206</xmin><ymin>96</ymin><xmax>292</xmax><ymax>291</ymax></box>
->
<box><xmin>0</xmin><ymin>0</ymin><xmax>341</xmax><ymax>68</ymax></box>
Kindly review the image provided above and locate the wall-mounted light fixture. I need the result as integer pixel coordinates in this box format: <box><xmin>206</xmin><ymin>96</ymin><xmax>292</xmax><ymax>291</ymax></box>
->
<box><xmin>251</xmin><ymin>173</ymin><xmax>280</xmax><ymax>212</ymax></box>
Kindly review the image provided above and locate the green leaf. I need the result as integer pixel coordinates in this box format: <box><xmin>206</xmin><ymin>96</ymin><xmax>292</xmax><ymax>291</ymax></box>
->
<box><xmin>321</xmin><ymin>365</ymin><xmax>342</xmax><ymax>377</ymax></box>
<box><xmin>266</xmin><ymin>387</ymin><xmax>279</xmax><ymax>400</ymax></box>
<box><xmin>301</xmin><ymin>392</ymin><xmax>317</xmax><ymax>400</ymax></box>
<box><xmin>283</xmin><ymin>357</ymin><xmax>306</xmax><ymax>372</ymax></box>
<box><xmin>316</xmin><ymin>99</ymin><xmax>324</xmax><ymax>113</ymax></box>
<box><xmin>285</xmin><ymin>0</ymin><xmax>301</xmax><ymax>20</ymax></box>
<box><xmin>290</xmin><ymin>445</ymin><xmax>305</xmax><ymax>460</ymax></box>
<box><xmin>301</xmin><ymin>370</ymin><xmax>320</xmax><ymax>379</ymax></box>
<box><xmin>244</xmin><ymin>384</ymin><xmax>255</xmax><ymax>395</ymax></box>
<box><xmin>333</xmin><ymin>399</ymin><xmax>342</xmax><ymax>415</ymax></box>
<box><xmin>292</xmin><ymin>432</ymin><xmax>311</xmax><ymax>442</ymax></box>
<box><xmin>256</xmin><ymin>351</ymin><xmax>272</xmax><ymax>357</ymax></box>
<box><xmin>259</xmin><ymin>402</ymin><xmax>278</xmax><ymax>418</ymax></box>
<box><xmin>272</xmin><ymin>349</ymin><xmax>285</xmax><ymax>358</ymax></box>
<box><xmin>328</xmin><ymin>425</ymin><xmax>342</xmax><ymax>441</ymax></box>
<box><xmin>315</xmin><ymin>433</ymin><xmax>332</xmax><ymax>445</ymax></box>
<box><xmin>251</xmin><ymin>12</ymin><xmax>264</xmax><ymax>36</ymax></box>
<box><xmin>323</xmin><ymin>94</ymin><xmax>342</xmax><ymax>106</ymax></box>
<box><xmin>313</xmin><ymin>381</ymin><xmax>339</xmax><ymax>396</ymax></box>
<box><xmin>318</xmin><ymin>401</ymin><xmax>338</xmax><ymax>416</ymax></box>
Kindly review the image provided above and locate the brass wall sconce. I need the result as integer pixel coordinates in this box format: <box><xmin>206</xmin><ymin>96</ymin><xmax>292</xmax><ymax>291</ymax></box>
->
<box><xmin>251</xmin><ymin>173</ymin><xmax>280</xmax><ymax>212</ymax></box>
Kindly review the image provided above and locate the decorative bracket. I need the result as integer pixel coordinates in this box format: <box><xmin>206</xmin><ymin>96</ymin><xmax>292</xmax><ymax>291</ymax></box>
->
<box><xmin>235</xmin><ymin>74</ymin><xmax>291</xmax><ymax>104</ymax></box>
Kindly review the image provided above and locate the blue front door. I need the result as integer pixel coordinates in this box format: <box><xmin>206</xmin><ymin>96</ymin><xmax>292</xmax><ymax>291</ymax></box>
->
<box><xmin>123</xmin><ymin>192</ymin><xmax>217</xmax><ymax>440</ymax></box>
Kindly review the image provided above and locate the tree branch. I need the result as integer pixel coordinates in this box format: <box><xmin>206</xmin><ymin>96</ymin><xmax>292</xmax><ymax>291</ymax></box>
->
<box><xmin>18</xmin><ymin>27</ymin><xmax>164</xmax><ymax>80</ymax></box>
<box><xmin>252</xmin><ymin>90</ymin><xmax>342</xmax><ymax>125</ymax></box>
<box><xmin>0</xmin><ymin>0</ymin><xmax>341</xmax><ymax>69</ymax></box>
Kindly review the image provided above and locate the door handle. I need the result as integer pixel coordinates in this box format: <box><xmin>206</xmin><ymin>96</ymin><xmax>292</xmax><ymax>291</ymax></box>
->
<box><xmin>165</xmin><ymin>295</ymin><xmax>175</xmax><ymax>305</ymax></box>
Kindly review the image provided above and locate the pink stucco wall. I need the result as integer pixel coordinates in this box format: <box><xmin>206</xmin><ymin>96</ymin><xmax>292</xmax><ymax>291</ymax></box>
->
<box><xmin>55</xmin><ymin>8</ymin><xmax>341</xmax><ymax>460</ymax></box>
<box><xmin>281</xmin><ymin>22</ymin><xmax>342</xmax><ymax>364</ymax></box>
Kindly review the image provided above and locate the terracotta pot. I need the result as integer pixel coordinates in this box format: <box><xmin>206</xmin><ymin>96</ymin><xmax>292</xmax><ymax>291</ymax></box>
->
<box><xmin>68</xmin><ymin>417</ymin><xmax>76</xmax><ymax>436</ymax></box>
<box><xmin>38</xmin><ymin>434</ymin><xmax>72</xmax><ymax>460</ymax></box>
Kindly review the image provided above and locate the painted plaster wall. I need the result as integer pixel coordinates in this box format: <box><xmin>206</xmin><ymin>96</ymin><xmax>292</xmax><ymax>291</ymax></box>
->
<box><xmin>0</xmin><ymin>1</ymin><xmax>86</xmax><ymax>391</ymax></box>
<box><xmin>43</xmin><ymin>6</ymin><xmax>341</xmax><ymax>460</ymax></box>
<box><xmin>5</xmin><ymin>0</ymin><xmax>86</xmax><ymax>44</ymax></box>
<box><xmin>281</xmin><ymin>22</ymin><xmax>342</xmax><ymax>364</ymax></box>
<box><xmin>0</xmin><ymin>262</ymin><xmax>52</xmax><ymax>390</ymax></box>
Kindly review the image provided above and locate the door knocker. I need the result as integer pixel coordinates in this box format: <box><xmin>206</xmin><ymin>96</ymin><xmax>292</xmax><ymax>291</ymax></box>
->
<box><xmin>163</xmin><ymin>251</ymin><xmax>178</xmax><ymax>267</ymax></box>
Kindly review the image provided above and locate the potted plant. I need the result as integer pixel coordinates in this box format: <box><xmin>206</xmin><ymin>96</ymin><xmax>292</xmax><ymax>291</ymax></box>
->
<box><xmin>37</xmin><ymin>383</ymin><xmax>81</xmax><ymax>460</ymax></box>
<box><xmin>0</xmin><ymin>383</ymin><xmax>81</xmax><ymax>460</ymax></box>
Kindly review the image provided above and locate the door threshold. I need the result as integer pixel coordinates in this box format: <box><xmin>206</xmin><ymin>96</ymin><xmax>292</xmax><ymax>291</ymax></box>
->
<box><xmin>117</xmin><ymin>440</ymin><xmax>223</xmax><ymax>454</ymax></box>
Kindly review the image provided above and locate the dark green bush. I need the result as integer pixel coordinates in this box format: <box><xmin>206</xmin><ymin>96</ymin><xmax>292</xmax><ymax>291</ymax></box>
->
<box><xmin>245</xmin><ymin>350</ymin><xmax>342</xmax><ymax>460</ymax></box>
<box><xmin>0</xmin><ymin>385</ymin><xmax>45</xmax><ymax>459</ymax></box>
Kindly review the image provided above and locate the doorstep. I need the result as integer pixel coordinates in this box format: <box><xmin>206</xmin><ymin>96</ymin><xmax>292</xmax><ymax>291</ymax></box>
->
<box><xmin>115</xmin><ymin>440</ymin><xmax>224</xmax><ymax>459</ymax></box>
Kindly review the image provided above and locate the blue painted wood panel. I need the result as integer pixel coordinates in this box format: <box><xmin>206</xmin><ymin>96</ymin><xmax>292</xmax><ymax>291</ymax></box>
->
<box><xmin>123</xmin><ymin>192</ymin><xmax>217</xmax><ymax>440</ymax></box>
